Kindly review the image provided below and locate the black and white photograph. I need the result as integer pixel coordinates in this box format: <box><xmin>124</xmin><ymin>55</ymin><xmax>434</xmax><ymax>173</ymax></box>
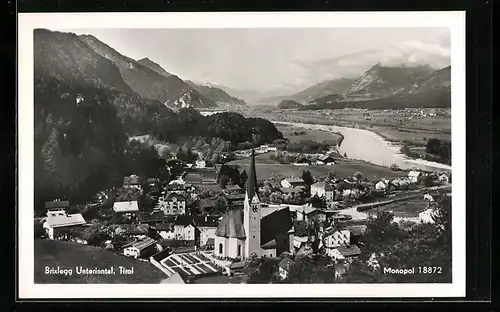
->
<box><xmin>18</xmin><ymin>12</ymin><xmax>466</xmax><ymax>298</ymax></box>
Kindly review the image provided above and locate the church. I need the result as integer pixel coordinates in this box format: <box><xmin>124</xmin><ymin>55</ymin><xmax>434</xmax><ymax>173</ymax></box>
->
<box><xmin>214</xmin><ymin>149</ymin><xmax>295</xmax><ymax>259</ymax></box>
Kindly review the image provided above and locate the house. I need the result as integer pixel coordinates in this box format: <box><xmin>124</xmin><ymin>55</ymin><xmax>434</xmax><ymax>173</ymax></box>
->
<box><xmin>123</xmin><ymin>237</ymin><xmax>159</xmax><ymax>259</ymax></box>
<box><xmin>296</xmin><ymin>205</ymin><xmax>327</xmax><ymax>222</ymax></box>
<box><xmin>278</xmin><ymin>187</ymin><xmax>306</xmax><ymax>197</ymax></box>
<box><xmin>408</xmin><ymin>171</ymin><xmax>421</xmax><ymax>183</ymax></box>
<box><xmin>136</xmin><ymin>211</ymin><xmax>172</xmax><ymax>224</ymax></box>
<box><xmin>199</xmin><ymin>198</ymin><xmax>217</xmax><ymax>213</ymax></box>
<box><xmin>310</xmin><ymin>182</ymin><xmax>334</xmax><ymax>202</ymax></box>
<box><xmin>344</xmin><ymin>225</ymin><xmax>367</xmax><ymax>245</ymax></box>
<box><xmin>293</xmin><ymin>157</ymin><xmax>310</xmax><ymax>166</ymax></box>
<box><xmin>193</xmin><ymin>215</ymin><xmax>219</xmax><ymax>247</ymax></box>
<box><xmin>328</xmin><ymin>245</ymin><xmax>361</xmax><ymax>261</ymax></box>
<box><xmin>109</xmin><ymin>223</ymin><xmax>150</xmax><ymax>238</ymax></box>
<box><xmin>438</xmin><ymin>173</ymin><xmax>450</xmax><ymax>184</ymax></box>
<box><xmin>161</xmin><ymin>193</ymin><xmax>186</xmax><ymax>216</ymax></box>
<box><xmin>293</xmin><ymin>236</ymin><xmax>309</xmax><ymax>250</ymax></box>
<box><xmin>382</xmin><ymin>207</ymin><xmax>436</xmax><ymax>224</ymax></box>
<box><xmin>316</xmin><ymin>155</ymin><xmax>336</xmax><ymax>165</ymax></box>
<box><xmin>195</xmin><ymin>159</ymin><xmax>207</xmax><ymax>169</ymax></box>
<box><xmin>375</xmin><ymin>179</ymin><xmax>390</xmax><ymax>191</ymax></box>
<box><xmin>153</xmin><ymin>223</ymin><xmax>176</xmax><ymax>240</ymax></box>
<box><xmin>113</xmin><ymin>201</ymin><xmax>139</xmax><ymax>214</ymax></box>
<box><xmin>278</xmin><ymin>258</ymin><xmax>295</xmax><ymax>280</ymax></box>
<box><xmin>123</xmin><ymin>174</ymin><xmax>142</xmax><ymax>190</ymax></box>
<box><xmin>42</xmin><ymin>207</ymin><xmax>86</xmax><ymax>240</ymax></box>
<box><xmin>223</xmin><ymin>184</ymin><xmax>242</xmax><ymax>195</ymax></box>
<box><xmin>44</xmin><ymin>200</ymin><xmax>70</xmax><ymax>210</ymax></box>
<box><xmin>173</xmin><ymin>215</ymin><xmax>198</xmax><ymax>241</ymax></box>
<box><xmin>280</xmin><ymin>177</ymin><xmax>306</xmax><ymax>188</ymax></box>
<box><xmin>323</xmin><ymin>229</ymin><xmax>350</xmax><ymax>259</ymax></box>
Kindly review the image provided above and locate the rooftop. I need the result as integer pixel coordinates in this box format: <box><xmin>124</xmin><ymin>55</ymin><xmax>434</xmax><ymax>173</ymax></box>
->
<box><xmin>113</xmin><ymin>201</ymin><xmax>139</xmax><ymax>213</ymax></box>
<box><xmin>335</xmin><ymin>245</ymin><xmax>361</xmax><ymax>257</ymax></box>
<box><xmin>44</xmin><ymin>213</ymin><xmax>86</xmax><ymax>228</ymax></box>
<box><xmin>124</xmin><ymin>237</ymin><xmax>157</xmax><ymax>251</ymax></box>
<box><xmin>214</xmin><ymin>209</ymin><xmax>246</xmax><ymax>239</ymax></box>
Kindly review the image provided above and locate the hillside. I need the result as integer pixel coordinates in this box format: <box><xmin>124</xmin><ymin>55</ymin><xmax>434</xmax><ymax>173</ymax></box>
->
<box><xmin>186</xmin><ymin>81</ymin><xmax>246</xmax><ymax>106</ymax></box>
<box><xmin>137</xmin><ymin>57</ymin><xmax>172</xmax><ymax>77</ymax></box>
<box><xmin>78</xmin><ymin>34</ymin><xmax>216</xmax><ymax>109</ymax></box>
<box><xmin>34</xmin><ymin>239</ymin><xmax>166</xmax><ymax>283</ymax></box>
<box><xmin>34</xmin><ymin>29</ymin><xmax>135</xmax><ymax>94</ymax></box>
<box><xmin>303</xmin><ymin>89</ymin><xmax>451</xmax><ymax>110</ymax></box>
<box><xmin>292</xmin><ymin>78</ymin><xmax>357</xmax><ymax>103</ymax></box>
<box><xmin>345</xmin><ymin>63</ymin><xmax>435</xmax><ymax>100</ymax></box>
<box><xmin>410</xmin><ymin>65</ymin><xmax>451</xmax><ymax>94</ymax></box>
<box><xmin>277</xmin><ymin>100</ymin><xmax>303</xmax><ymax>109</ymax></box>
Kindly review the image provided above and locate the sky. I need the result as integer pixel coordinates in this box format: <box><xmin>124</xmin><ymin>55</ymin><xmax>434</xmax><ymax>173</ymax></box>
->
<box><xmin>67</xmin><ymin>28</ymin><xmax>450</xmax><ymax>94</ymax></box>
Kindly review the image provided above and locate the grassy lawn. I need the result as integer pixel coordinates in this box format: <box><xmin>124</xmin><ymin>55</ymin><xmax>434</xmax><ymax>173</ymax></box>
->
<box><xmin>228</xmin><ymin>153</ymin><xmax>406</xmax><ymax>182</ymax></box>
<box><xmin>34</xmin><ymin>239</ymin><xmax>167</xmax><ymax>284</ymax></box>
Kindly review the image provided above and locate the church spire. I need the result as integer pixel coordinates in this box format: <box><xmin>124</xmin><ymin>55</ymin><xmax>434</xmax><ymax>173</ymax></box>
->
<box><xmin>246</xmin><ymin>148</ymin><xmax>258</xmax><ymax>200</ymax></box>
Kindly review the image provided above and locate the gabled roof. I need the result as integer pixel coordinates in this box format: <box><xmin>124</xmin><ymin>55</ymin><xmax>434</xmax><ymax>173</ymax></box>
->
<box><xmin>279</xmin><ymin>258</ymin><xmax>295</xmax><ymax>271</ymax></box>
<box><xmin>261</xmin><ymin>239</ymin><xmax>277</xmax><ymax>249</ymax></box>
<box><xmin>279</xmin><ymin>187</ymin><xmax>305</xmax><ymax>194</ymax></box>
<box><xmin>283</xmin><ymin>177</ymin><xmax>305</xmax><ymax>184</ymax></box>
<box><xmin>125</xmin><ymin>237</ymin><xmax>156</xmax><ymax>251</ymax></box>
<box><xmin>174</xmin><ymin>215</ymin><xmax>194</xmax><ymax>227</ymax></box>
<box><xmin>408</xmin><ymin>171</ymin><xmax>421</xmax><ymax>177</ymax></box>
<box><xmin>193</xmin><ymin>215</ymin><xmax>219</xmax><ymax>228</ymax></box>
<box><xmin>113</xmin><ymin>201</ymin><xmax>139</xmax><ymax>213</ymax></box>
<box><xmin>165</xmin><ymin>193</ymin><xmax>186</xmax><ymax>201</ymax></box>
<box><xmin>44</xmin><ymin>213</ymin><xmax>86</xmax><ymax>228</ymax></box>
<box><xmin>214</xmin><ymin>209</ymin><xmax>246</xmax><ymax>239</ymax></box>
<box><xmin>335</xmin><ymin>245</ymin><xmax>361</xmax><ymax>257</ymax></box>
<box><xmin>318</xmin><ymin>155</ymin><xmax>335</xmax><ymax>162</ymax></box>
<box><xmin>124</xmin><ymin>175</ymin><xmax>141</xmax><ymax>185</ymax></box>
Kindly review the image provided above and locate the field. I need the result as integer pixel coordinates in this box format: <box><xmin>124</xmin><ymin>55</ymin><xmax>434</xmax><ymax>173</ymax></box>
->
<box><xmin>34</xmin><ymin>239</ymin><xmax>167</xmax><ymax>283</ymax></box>
<box><xmin>228</xmin><ymin>153</ymin><xmax>407</xmax><ymax>182</ymax></box>
<box><xmin>364</xmin><ymin>198</ymin><xmax>431</xmax><ymax>217</ymax></box>
<box><xmin>244</xmin><ymin>107</ymin><xmax>450</xmax><ymax>146</ymax></box>
<box><xmin>275</xmin><ymin>123</ymin><xmax>342</xmax><ymax>145</ymax></box>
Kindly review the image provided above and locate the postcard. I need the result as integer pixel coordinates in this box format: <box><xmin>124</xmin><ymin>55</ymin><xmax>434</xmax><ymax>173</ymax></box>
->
<box><xmin>18</xmin><ymin>11</ymin><xmax>466</xmax><ymax>298</ymax></box>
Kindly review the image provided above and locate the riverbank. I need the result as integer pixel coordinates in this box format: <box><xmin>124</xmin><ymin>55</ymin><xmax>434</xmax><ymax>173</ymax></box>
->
<box><xmin>272</xmin><ymin>121</ymin><xmax>451</xmax><ymax>173</ymax></box>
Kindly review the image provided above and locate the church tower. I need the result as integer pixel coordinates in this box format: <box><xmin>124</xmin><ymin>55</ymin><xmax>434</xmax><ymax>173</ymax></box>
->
<box><xmin>243</xmin><ymin>148</ymin><xmax>261</xmax><ymax>258</ymax></box>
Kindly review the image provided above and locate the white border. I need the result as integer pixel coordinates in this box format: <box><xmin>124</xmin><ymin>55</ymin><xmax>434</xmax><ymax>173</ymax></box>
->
<box><xmin>18</xmin><ymin>12</ymin><xmax>466</xmax><ymax>299</ymax></box>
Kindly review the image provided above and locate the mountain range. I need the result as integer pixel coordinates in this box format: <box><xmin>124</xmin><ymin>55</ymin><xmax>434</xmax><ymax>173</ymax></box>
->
<box><xmin>269</xmin><ymin>63</ymin><xmax>450</xmax><ymax>109</ymax></box>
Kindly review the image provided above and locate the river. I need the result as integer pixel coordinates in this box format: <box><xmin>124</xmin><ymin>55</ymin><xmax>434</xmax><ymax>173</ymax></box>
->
<box><xmin>273</xmin><ymin>121</ymin><xmax>452</xmax><ymax>173</ymax></box>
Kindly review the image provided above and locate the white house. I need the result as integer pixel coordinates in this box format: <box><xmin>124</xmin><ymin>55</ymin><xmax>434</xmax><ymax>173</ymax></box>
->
<box><xmin>278</xmin><ymin>258</ymin><xmax>295</xmax><ymax>280</ymax></box>
<box><xmin>194</xmin><ymin>216</ymin><xmax>219</xmax><ymax>247</ymax></box>
<box><xmin>123</xmin><ymin>174</ymin><xmax>142</xmax><ymax>190</ymax></box>
<box><xmin>123</xmin><ymin>237</ymin><xmax>159</xmax><ymax>259</ymax></box>
<box><xmin>375</xmin><ymin>179</ymin><xmax>389</xmax><ymax>191</ymax></box>
<box><xmin>42</xmin><ymin>208</ymin><xmax>86</xmax><ymax>240</ymax></box>
<box><xmin>310</xmin><ymin>182</ymin><xmax>334</xmax><ymax>203</ymax></box>
<box><xmin>113</xmin><ymin>201</ymin><xmax>139</xmax><ymax>214</ymax></box>
<box><xmin>423</xmin><ymin>193</ymin><xmax>435</xmax><ymax>202</ymax></box>
<box><xmin>408</xmin><ymin>171</ymin><xmax>421</xmax><ymax>183</ymax></box>
<box><xmin>173</xmin><ymin>216</ymin><xmax>197</xmax><ymax>241</ymax></box>
<box><xmin>316</xmin><ymin>155</ymin><xmax>336</xmax><ymax>166</ymax></box>
<box><xmin>161</xmin><ymin>193</ymin><xmax>186</xmax><ymax>216</ymax></box>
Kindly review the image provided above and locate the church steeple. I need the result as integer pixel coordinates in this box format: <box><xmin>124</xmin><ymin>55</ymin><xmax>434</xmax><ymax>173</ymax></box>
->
<box><xmin>246</xmin><ymin>148</ymin><xmax>259</xmax><ymax>201</ymax></box>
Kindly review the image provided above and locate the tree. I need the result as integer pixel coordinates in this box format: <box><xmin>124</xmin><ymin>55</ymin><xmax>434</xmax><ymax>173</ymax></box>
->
<box><xmin>286</xmin><ymin>254</ymin><xmax>337</xmax><ymax>283</ymax></box>
<box><xmin>310</xmin><ymin>195</ymin><xmax>326</xmax><ymax>208</ymax></box>
<box><xmin>218</xmin><ymin>174</ymin><xmax>230</xmax><ymax>189</ymax></box>
<box><xmin>353</xmin><ymin>171</ymin><xmax>365</xmax><ymax>181</ymax></box>
<box><xmin>213</xmin><ymin>196</ymin><xmax>228</xmax><ymax>214</ymax></box>
<box><xmin>302</xmin><ymin>170</ymin><xmax>314</xmax><ymax>186</ymax></box>
<box><xmin>243</xmin><ymin>254</ymin><xmax>280</xmax><ymax>284</ymax></box>
<box><xmin>240</xmin><ymin>170</ymin><xmax>248</xmax><ymax>188</ymax></box>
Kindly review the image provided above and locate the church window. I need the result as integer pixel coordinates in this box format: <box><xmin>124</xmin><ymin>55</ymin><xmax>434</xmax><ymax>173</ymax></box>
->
<box><xmin>253</xmin><ymin>236</ymin><xmax>255</xmax><ymax>239</ymax></box>
<box><xmin>238</xmin><ymin>245</ymin><xmax>241</xmax><ymax>257</ymax></box>
<box><xmin>219</xmin><ymin>243</ymin><xmax>223</xmax><ymax>254</ymax></box>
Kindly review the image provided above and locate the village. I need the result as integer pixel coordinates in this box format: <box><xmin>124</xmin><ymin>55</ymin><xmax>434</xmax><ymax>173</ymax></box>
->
<box><xmin>35</xmin><ymin>140</ymin><xmax>451</xmax><ymax>284</ymax></box>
